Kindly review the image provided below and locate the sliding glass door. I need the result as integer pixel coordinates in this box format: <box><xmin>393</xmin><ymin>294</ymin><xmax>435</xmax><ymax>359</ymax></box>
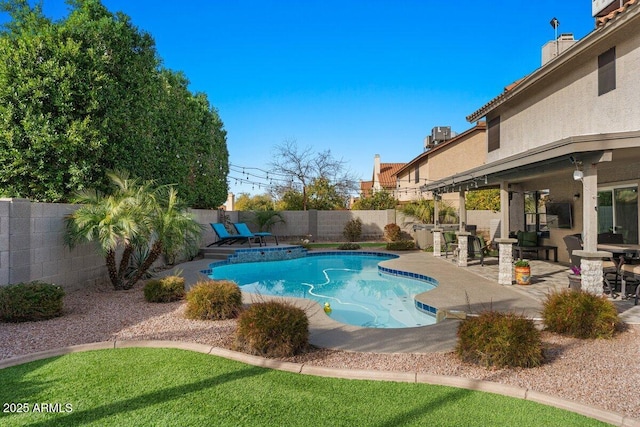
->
<box><xmin>597</xmin><ymin>186</ymin><xmax>638</xmax><ymax>244</ymax></box>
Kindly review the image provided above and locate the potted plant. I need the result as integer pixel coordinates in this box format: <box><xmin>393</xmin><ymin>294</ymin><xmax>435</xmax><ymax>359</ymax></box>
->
<box><xmin>568</xmin><ymin>265</ymin><xmax>582</xmax><ymax>291</ymax></box>
<box><xmin>514</xmin><ymin>259</ymin><xmax>531</xmax><ymax>285</ymax></box>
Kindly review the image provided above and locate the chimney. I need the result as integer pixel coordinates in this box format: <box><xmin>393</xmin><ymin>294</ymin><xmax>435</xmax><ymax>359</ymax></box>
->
<box><xmin>373</xmin><ymin>154</ymin><xmax>381</xmax><ymax>190</ymax></box>
<box><xmin>225</xmin><ymin>192</ymin><xmax>235</xmax><ymax>211</ymax></box>
<box><xmin>542</xmin><ymin>33</ymin><xmax>577</xmax><ymax>65</ymax></box>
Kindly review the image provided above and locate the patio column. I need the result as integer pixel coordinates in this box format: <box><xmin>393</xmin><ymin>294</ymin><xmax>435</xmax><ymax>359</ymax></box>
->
<box><xmin>433</xmin><ymin>193</ymin><xmax>440</xmax><ymax>228</ymax></box>
<box><xmin>495</xmin><ymin>238</ymin><xmax>517</xmax><ymax>285</ymax></box>
<box><xmin>458</xmin><ymin>190</ymin><xmax>466</xmax><ymax>232</ymax></box>
<box><xmin>432</xmin><ymin>228</ymin><xmax>442</xmax><ymax>257</ymax></box>
<box><xmin>500</xmin><ymin>181</ymin><xmax>510</xmax><ymax>239</ymax></box>
<box><xmin>574</xmin><ymin>250</ymin><xmax>612</xmax><ymax>295</ymax></box>
<box><xmin>581</xmin><ymin>163</ymin><xmax>599</xmax><ymax>252</ymax></box>
<box><xmin>509</xmin><ymin>184</ymin><xmax>525</xmax><ymax>233</ymax></box>
<box><xmin>456</xmin><ymin>231</ymin><xmax>471</xmax><ymax>267</ymax></box>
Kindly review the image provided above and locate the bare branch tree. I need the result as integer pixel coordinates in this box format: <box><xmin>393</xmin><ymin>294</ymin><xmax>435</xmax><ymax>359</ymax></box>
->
<box><xmin>269</xmin><ymin>139</ymin><xmax>359</xmax><ymax>210</ymax></box>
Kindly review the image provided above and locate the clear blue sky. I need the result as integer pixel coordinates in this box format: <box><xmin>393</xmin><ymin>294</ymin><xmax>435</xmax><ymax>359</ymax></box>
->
<box><xmin>3</xmin><ymin>1</ymin><xmax>597</xmax><ymax>197</ymax></box>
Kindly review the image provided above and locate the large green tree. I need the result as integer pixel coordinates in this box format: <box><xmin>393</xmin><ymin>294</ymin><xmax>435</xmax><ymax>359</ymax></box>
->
<box><xmin>465</xmin><ymin>189</ymin><xmax>501</xmax><ymax>211</ymax></box>
<box><xmin>0</xmin><ymin>0</ymin><xmax>228</xmax><ymax>207</ymax></box>
<box><xmin>351</xmin><ymin>190</ymin><xmax>397</xmax><ymax>210</ymax></box>
<box><xmin>235</xmin><ymin>193</ymin><xmax>276</xmax><ymax>211</ymax></box>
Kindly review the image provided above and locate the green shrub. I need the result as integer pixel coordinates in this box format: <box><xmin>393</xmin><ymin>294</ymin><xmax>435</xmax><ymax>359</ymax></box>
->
<box><xmin>383</xmin><ymin>223</ymin><xmax>401</xmax><ymax>242</ymax></box>
<box><xmin>456</xmin><ymin>311</ymin><xmax>543</xmax><ymax>368</ymax></box>
<box><xmin>386</xmin><ymin>240</ymin><xmax>416</xmax><ymax>250</ymax></box>
<box><xmin>0</xmin><ymin>282</ymin><xmax>65</xmax><ymax>322</ymax></box>
<box><xmin>185</xmin><ymin>280</ymin><xmax>242</xmax><ymax>320</ymax></box>
<box><xmin>542</xmin><ymin>290</ymin><xmax>621</xmax><ymax>339</ymax></box>
<box><xmin>235</xmin><ymin>301</ymin><xmax>309</xmax><ymax>357</ymax></box>
<box><xmin>337</xmin><ymin>243</ymin><xmax>361</xmax><ymax>250</ymax></box>
<box><xmin>143</xmin><ymin>275</ymin><xmax>185</xmax><ymax>303</ymax></box>
<box><xmin>343</xmin><ymin>218</ymin><xmax>362</xmax><ymax>242</ymax></box>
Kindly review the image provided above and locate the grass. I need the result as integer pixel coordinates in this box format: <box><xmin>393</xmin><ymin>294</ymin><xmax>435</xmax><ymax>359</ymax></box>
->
<box><xmin>0</xmin><ymin>348</ymin><xmax>610</xmax><ymax>427</ymax></box>
<box><xmin>307</xmin><ymin>242</ymin><xmax>386</xmax><ymax>249</ymax></box>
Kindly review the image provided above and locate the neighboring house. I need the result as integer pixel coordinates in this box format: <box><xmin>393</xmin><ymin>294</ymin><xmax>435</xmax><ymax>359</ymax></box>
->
<box><xmin>359</xmin><ymin>154</ymin><xmax>406</xmax><ymax>198</ymax></box>
<box><xmin>395</xmin><ymin>122</ymin><xmax>486</xmax><ymax>205</ymax></box>
<box><xmin>422</xmin><ymin>0</ymin><xmax>640</xmax><ymax>262</ymax></box>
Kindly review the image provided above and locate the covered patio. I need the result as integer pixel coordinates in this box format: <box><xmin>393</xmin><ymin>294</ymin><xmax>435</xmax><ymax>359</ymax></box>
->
<box><xmin>422</xmin><ymin>131</ymin><xmax>640</xmax><ymax>298</ymax></box>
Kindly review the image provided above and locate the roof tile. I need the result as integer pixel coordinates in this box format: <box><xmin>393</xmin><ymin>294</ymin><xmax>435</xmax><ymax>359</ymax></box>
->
<box><xmin>378</xmin><ymin>163</ymin><xmax>406</xmax><ymax>189</ymax></box>
<box><xmin>597</xmin><ymin>0</ymin><xmax>638</xmax><ymax>27</ymax></box>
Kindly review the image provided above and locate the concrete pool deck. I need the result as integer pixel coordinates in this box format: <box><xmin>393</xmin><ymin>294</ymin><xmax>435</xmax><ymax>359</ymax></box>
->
<box><xmin>168</xmin><ymin>248</ymin><xmax>640</xmax><ymax>354</ymax></box>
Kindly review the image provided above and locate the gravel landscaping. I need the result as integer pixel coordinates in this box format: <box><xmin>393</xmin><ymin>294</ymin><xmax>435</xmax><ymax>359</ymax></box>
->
<box><xmin>1</xmin><ymin>282</ymin><xmax>638</xmax><ymax>420</ymax></box>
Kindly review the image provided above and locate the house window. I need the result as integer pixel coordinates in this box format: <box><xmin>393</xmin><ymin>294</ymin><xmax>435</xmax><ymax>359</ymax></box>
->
<box><xmin>488</xmin><ymin>116</ymin><xmax>500</xmax><ymax>152</ymax></box>
<box><xmin>524</xmin><ymin>190</ymin><xmax>550</xmax><ymax>237</ymax></box>
<box><xmin>597</xmin><ymin>185</ymin><xmax>638</xmax><ymax>243</ymax></box>
<box><xmin>598</xmin><ymin>47</ymin><xmax>616</xmax><ymax>96</ymax></box>
<box><xmin>414</xmin><ymin>166</ymin><xmax>420</xmax><ymax>184</ymax></box>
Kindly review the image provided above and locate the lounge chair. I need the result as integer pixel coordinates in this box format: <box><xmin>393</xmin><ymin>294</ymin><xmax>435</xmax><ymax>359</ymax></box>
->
<box><xmin>233</xmin><ymin>223</ymin><xmax>278</xmax><ymax>246</ymax></box>
<box><xmin>208</xmin><ymin>223</ymin><xmax>253</xmax><ymax>247</ymax></box>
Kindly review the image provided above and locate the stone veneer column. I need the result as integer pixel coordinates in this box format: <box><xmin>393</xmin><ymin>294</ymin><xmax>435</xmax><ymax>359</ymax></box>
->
<box><xmin>573</xmin><ymin>250</ymin><xmax>611</xmax><ymax>295</ymax></box>
<box><xmin>456</xmin><ymin>231</ymin><xmax>471</xmax><ymax>267</ymax></box>
<box><xmin>495</xmin><ymin>238</ymin><xmax>517</xmax><ymax>285</ymax></box>
<box><xmin>432</xmin><ymin>228</ymin><xmax>442</xmax><ymax>257</ymax></box>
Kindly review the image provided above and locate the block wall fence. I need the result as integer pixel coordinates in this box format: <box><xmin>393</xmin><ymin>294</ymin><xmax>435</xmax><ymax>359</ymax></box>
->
<box><xmin>0</xmin><ymin>199</ymin><xmax>497</xmax><ymax>289</ymax></box>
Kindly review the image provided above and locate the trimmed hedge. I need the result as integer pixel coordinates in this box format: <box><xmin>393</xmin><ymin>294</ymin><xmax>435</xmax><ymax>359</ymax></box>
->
<box><xmin>0</xmin><ymin>282</ymin><xmax>65</xmax><ymax>322</ymax></box>
<box><xmin>185</xmin><ymin>279</ymin><xmax>242</xmax><ymax>320</ymax></box>
<box><xmin>386</xmin><ymin>240</ymin><xmax>416</xmax><ymax>250</ymax></box>
<box><xmin>143</xmin><ymin>275</ymin><xmax>185</xmax><ymax>303</ymax></box>
<box><xmin>456</xmin><ymin>311</ymin><xmax>543</xmax><ymax>368</ymax></box>
<box><xmin>235</xmin><ymin>301</ymin><xmax>309</xmax><ymax>357</ymax></box>
<box><xmin>542</xmin><ymin>290</ymin><xmax>621</xmax><ymax>338</ymax></box>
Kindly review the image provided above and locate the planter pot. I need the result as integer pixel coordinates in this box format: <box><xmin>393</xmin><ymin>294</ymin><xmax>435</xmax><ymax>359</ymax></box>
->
<box><xmin>515</xmin><ymin>266</ymin><xmax>531</xmax><ymax>285</ymax></box>
<box><xmin>568</xmin><ymin>274</ymin><xmax>582</xmax><ymax>292</ymax></box>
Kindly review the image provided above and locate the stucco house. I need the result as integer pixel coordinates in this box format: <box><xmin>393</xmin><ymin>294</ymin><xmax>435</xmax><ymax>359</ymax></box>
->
<box><xmin>422</xmin><ymin>0</ymin><xmax>640</xmax><ymax>265</ymax></box>
<box><xmin>395</xmin><ymin>122</ymin><xmax>486</xmax><ymax>206</ymax></box>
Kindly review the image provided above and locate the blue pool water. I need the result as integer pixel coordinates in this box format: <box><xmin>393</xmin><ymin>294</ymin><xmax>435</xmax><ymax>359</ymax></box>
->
<box><xmin>209</xmin><ymin>253</ymin><xmax>437</xmax><ymax>328</ymax></box>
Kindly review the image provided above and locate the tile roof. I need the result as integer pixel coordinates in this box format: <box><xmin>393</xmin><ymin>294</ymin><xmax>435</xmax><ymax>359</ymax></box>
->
<box><xmin>597</xmin><ymin>0</ymin><xmax>638</xmax><ymax>27</ymax></box>
<box><xmin>360</xmin><ymin>180</ymin><xmax>373</xmax><ymax>196</ymax></box>
<box><xmin>465</xmin><ymin>78</ymin><xmax>526</xmax><ymax>123</ymax></box>
<box><xmin>378</xmin><ymin>163</ymin><xmax>406</xmax><ymax>189</ymax></box>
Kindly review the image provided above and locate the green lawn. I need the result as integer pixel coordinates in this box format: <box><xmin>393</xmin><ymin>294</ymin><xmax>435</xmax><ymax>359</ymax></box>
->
<box><xmin>307</xmin><ymin>242</ymin><xmax>387</xmax><ymax>249</ymax></box>
<box><xmin>0</xmin><ymin>348</ymin><xmax>610</xmax><ymax>427</ymax></box>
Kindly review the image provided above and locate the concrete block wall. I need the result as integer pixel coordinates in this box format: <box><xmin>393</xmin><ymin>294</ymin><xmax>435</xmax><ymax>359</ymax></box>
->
<box><xmin>192</xmin><ymin>209</ymin><xmax>396</xmax><ymax>243</ymax></box>
<box><xmin>0</xmin><ymin>200</ymin><xmax>11</xmax><ymax>285</ymax></box>
<box><xmin>1</xmin><ymin>203</ymin><xmax>455</xmax><ymax>289</ymax></box>
<box><xmin>0</xmin><ymin>199</ymin><xmax>109</xmax><ymax>290</ymax></box>
<box><xmin>318</xmin><ymin>209</ymin><xmax>395</xmax><ymax>241</ymax></box>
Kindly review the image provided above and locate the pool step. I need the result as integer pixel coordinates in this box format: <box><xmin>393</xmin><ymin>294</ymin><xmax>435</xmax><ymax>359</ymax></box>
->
<box><xmin>200</xmin><ymin>246</ymin><xmax>238</xmax><ymax>260</ymax></box>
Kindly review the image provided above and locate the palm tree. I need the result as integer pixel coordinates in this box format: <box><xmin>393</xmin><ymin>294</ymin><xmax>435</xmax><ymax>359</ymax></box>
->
<box><xmin>401</xmin><ymin>199</ymin><xmax>458</xmax><ymax>224</ymax></box>
<box><xmin>251</xmin><ymin>210</ymin><xmax>285</xmax><ymax>232</ymax></box>
<box><xmin>65</xmin><ymin>171</ymin><xmax>203</xmax><ymax>290</ymax></box>
<box><xmin>126</xmin><ymin>186</ymin><xmax>203</xmax><ymax>285</ymax></box>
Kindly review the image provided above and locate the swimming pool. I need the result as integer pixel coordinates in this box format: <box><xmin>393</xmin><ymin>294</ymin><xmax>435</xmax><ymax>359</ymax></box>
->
<box><xmin>209</xmin><ymin>252</ymin><xmax>437</xmax><ymax>328</ymax></box>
